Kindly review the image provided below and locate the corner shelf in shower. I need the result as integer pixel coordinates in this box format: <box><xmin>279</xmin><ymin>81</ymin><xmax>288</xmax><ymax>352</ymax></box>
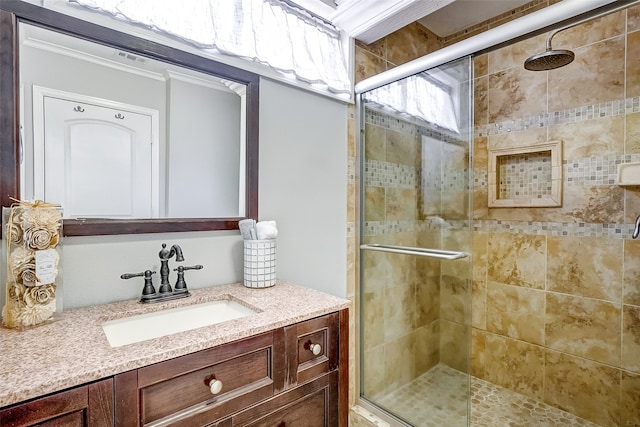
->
<box><xmin>488</xmin><ymin>140</ymin><xmax>563</xmax><ymax>208</ymax></box>
<box><xmin>617</xmin><ymin>162</ymin><xmax>640</xmax><ymax>186</ymax></box>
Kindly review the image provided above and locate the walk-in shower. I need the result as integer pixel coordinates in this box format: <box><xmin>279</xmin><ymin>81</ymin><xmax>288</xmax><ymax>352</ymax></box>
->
<box><xmin>355</xmin><ymin>1</ymin><xmax>640</xmax><ymax>426</ymax></box>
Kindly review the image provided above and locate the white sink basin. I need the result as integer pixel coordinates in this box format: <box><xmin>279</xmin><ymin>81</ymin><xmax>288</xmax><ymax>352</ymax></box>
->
<box><xmin>102</xmin><ymin>299</ymin><xmax>257</xmax><ymax>347</ymax></box>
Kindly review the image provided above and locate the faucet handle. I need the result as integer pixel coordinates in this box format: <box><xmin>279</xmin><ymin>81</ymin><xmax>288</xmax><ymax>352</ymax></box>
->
<box><xmin>173</xmin><ymin>265</ymin><xmax>203</xmax><ymax>292</ymax></box>
<box><xmin>121</xmin><ymin>270</ymin><xmax>157</xmax><ymax>298</ymax></box>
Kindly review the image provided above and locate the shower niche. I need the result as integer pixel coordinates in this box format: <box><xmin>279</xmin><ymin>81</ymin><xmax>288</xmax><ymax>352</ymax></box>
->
<box><xmin>488</xmin><ymin>140</ymin><xmax>563</xmax><ymax>207</ymax></box>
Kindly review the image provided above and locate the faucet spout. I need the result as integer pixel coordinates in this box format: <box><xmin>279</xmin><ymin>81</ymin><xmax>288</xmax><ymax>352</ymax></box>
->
<box><xmin>173</xmin><ymin>244</ymin><xmax>184</xmax><ymax>262</ymax></box>
<box><xmin>159</xmin><ymin>243</ymin><xmax>184</xmax><ymax>261</ymax></box>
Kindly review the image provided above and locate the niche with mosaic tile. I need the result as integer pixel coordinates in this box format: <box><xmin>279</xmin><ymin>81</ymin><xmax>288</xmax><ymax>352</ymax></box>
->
<box><xmin>488</xmin><ymin>140</ymin><xmax>562</xmax><ymax>207</ymax></box>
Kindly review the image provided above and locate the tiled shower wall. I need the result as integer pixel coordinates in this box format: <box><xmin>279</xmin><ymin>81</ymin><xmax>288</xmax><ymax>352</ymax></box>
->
<box><xmin>351</xmin><ymin>2</ymin><xmax>640</xmax><ymax>427</ymax></box>
<box><xmin>472</xmin><ymin>8</ymin><xmax>640</xmax><ymax>427</ymax></box>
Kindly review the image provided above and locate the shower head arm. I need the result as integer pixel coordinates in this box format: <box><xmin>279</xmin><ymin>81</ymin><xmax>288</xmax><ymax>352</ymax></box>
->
<box><xmin>544</xmin><ymin>0</ymin><xmax>640</xmax><ymax>51</ymax></box>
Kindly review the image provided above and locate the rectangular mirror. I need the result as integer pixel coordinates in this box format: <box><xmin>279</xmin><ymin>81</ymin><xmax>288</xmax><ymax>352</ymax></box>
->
<box><xmin>0</xmin><ymin>2</ymin><xmax>259</xmax><ymax>236</ymax></box>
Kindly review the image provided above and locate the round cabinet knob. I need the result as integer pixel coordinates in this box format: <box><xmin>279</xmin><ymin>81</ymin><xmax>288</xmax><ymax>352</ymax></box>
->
<box><xmin>209</xmin><ymin>379</ymin><xmax>223</xmax><ymax>395</ymax></box>
<box><xmin>309</xmin><ymin>343</ymin><xmax>322</xmax><ymax>356</ymax></box>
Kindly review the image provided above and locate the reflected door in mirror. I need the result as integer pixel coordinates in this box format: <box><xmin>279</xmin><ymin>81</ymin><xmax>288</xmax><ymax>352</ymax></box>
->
<box><xmin>38</xmin><ymin>93</ymin><xmax>158</xmax><ymax>218</ymax></box>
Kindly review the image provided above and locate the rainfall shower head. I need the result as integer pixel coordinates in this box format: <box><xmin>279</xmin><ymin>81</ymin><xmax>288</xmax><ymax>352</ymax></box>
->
<box><xmin>522</xmin><ymin>1</ymin><xmax>637</xmax><ymax>72</ymax></box>
<box><xmin>524</xmin><ymin>48</ymin><xmax>575</xmax><ymax>71</ymax></box>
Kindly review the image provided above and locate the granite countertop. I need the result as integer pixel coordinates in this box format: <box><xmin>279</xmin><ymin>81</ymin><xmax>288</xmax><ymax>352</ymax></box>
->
<box><xmin>0</xmin><ymin>281</ymin><xmax>350</xmax><ymax>408</ymax></box>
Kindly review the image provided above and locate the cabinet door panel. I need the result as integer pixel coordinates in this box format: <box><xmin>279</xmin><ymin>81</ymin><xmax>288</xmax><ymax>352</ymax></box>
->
<box><xmin>0</xmin><ymin>378</ymin><xmax>114</xmax><ymax>427</ymax></box>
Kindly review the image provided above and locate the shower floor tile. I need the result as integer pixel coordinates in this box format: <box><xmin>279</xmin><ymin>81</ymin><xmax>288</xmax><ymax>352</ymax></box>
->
<box><xmin>375</xmin><ymin>364</ymin><xmax>600</xmax><ymax>427</ymax></box>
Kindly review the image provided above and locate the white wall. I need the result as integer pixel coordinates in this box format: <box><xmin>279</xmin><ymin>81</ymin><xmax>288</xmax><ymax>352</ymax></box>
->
<box><xmin>259</xmin><ymin>79</ymin><xmax>348</xmax><ymax>298</ymax></box>
<box><xmin>52</xmin><ymin>77</ymin><xmax>347</xmax><ymax>308</ymax></box>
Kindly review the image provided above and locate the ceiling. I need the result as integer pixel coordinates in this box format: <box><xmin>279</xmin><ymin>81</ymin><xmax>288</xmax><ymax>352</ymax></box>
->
<box><xmin>295</xmin><ymin>0</ymin><xmax>535</xmax><ymax>43</ymax></box>
<box><xmin>418</xmin><ymin>0</ymin><xmax>531</xmax><ymax>37</ymax></box>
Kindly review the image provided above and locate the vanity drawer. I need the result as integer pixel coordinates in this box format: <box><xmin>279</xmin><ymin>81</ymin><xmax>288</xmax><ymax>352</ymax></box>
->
<box><xmin>134</xmin><ymin>331</ymin><xmax>284</xmax><ymax>426</ymax></box>
<box><xmin>285</xmin><ymin>312</ymin><xmax>339</xmax><ymax>387</ymax></box>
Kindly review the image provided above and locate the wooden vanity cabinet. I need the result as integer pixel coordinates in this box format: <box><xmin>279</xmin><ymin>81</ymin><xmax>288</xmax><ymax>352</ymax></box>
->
<box><xmin>114</xmin><ymin>309</ymin><xmax>348</xmax><ymax>427</ymax></box>
<box><xmin>0</xmin><ymin>378</ymin><xmax>114</xmax><ymax>427</ymax></box>
<box><xmin>0</xmin><ymin>309</ymin><xmax>347</xmax><ymax>427</ymax></box>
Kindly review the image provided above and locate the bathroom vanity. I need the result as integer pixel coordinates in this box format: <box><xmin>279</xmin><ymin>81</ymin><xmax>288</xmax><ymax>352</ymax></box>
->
<box><xmin>0</xmin><ymin>282</ymin><xmax>349</xmax><ymax>426</ymax></box>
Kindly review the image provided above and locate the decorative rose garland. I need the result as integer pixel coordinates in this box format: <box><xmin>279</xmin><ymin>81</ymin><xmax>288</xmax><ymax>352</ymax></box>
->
<box><xmin>2</xmin><ymin>199</ymin><xmax>62</xmax><ymax>329</ymax></box>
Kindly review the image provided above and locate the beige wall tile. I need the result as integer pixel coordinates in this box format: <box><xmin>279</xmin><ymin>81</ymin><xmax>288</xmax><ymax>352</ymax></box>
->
<box><xmin>621</xmin><ymin>369</ymin><xmax>640</xmax><ymax>427</ymax></box>
<box><xmin>416</xmin><ymin>269</ymin><xmax>439</xmax><ymax>327</ymax></box>
<box><xmin>473</xmin><ymin>135</ymin><xmax>488</xmax><ymax>171</ymax></box>
<box><xmin>386</xmin><ymin>188</ymin><xmax>417</xmax><ymax>221</ymax></box>
<box><xmin>487</xmin><ymin>232</ymin><xmax>546</xmax><ymax>289</ymax></box>
<box><xmin>627</xmin><ymin>30</ymin><xmax>640</xmax><ymax>98</ymax></box>
<box><xmin>473</xmin><ymin>54</ymin><xmax>488</xmax><ymax>78</ymax></box>
<box><xmin>545</xmin><ymin>292</ymin><xmax>621</xmax><ymax>366</ymax></box>
<box><xmin>472</xmin><ymin>232</ymin><xmax>488</xmax><ymax>282</ymax></box>
<box><xmin>547</xmin><ymin>236</ymin><xmax>623</xmax><ymax>301</ymax></box>
<box><xmin>347</xmin><ymin>236</ymin><xmax>356</xmax><ymax>298</ymax></box>
<box><xmin>487</xmin><ymin>127</ymin><xmax>547</xmax><ymax>150</ymax></box>
<box><xmin>347</xmin><ymin>108</ymin><xmax>356</xmax><ymax>158</ymax></box>
<box><xmin>386</xmin><ymin>130</ymin><xmax>418</xmax><ymax>166</ymax></box>
<box><xmin>472</xmin><ymin>280</ymin><xmax>487</xmax><ymax>330</ymax></box>
<box><xmin>383</xmin><ymin>283</ymin><xmax>416</xmax><ymax>342</ymax></box>
<box><xmin>548</xmin><ymin>115</ymin><xmax>624</xmax><ymax>159</ymax></box>
<box><xmin>544</xmin><ymin>350</ymin><xmax>621</xmax><ymax>427</ymax></box>
<box><xmin>553</xmin><ymin>10</ymin><xmax>625</xmax><ymax>49</ymax></box>
<box><xmin>361</xmin><ymin>250</ymin><xmax>390</xmax><ymax>294</ymax></box>
<box><xmin>386</xmin><ymin>23</ymin><xmax>442</xmax><ymax>66</ymax></box>
<box><xmin>355</xmin><ymin>38</ymin><xmax>386</xmax><ymax>59</ymax></box>
<box><xmin>440</xmin><ymin>275</ymin><xmax>471</xmax><ymax>324</ymax></box>
<box><xmin>384</xmin><ymin>334</ymin><xmax>415</xmax><ymax>391</ymax></box>
<box><xmin>363</xmin><ymin>345</ymin><xmax>386</xmax><ymax>399</ymax></box>
<box><xmin>440</xmin><ymin>319</ymin><xmax>470</xmax><ymax>373</ymax></box>
<box><xmin>474</xmin><ymin>76</ymin><xmax>488</xmax><ymax>126</ymax></box>
<box><xmin>486</xmin><ymin>281</ymin><xmax>545</xmax><ymax>345</ymax></box>
<box><xmin>413</xmin><ymin>322</ymin><xmax>440</xmax><ymax>376</ymax></box>
<box><xmin>473</xmin><ymin>187</ymin><xmax>488</xmax><ymax>220</ymax></box>
<box><xmin>557</xmin><ymin>185</ymin><xmax>624</xmax><ymax>224</ymax></box>
<box><xmin>364</xmin><ymin>186</ymin><xmax>385</xmax><ymax>221</ymax></box>
<box><xmin>622</xmin><ymin>304</ymin><xmax>640</xmax><ymax>373</ymax></box>
<box><xmin>471</xmin><ymin>328</ymin><xmax>487</xmax><ymax>379</ymax></box>
<box><xmin>625</xmin><ymin>111</ymin><xmax>640</xmax><ymax>154</ymax></box>
<box><xmin>488</xmin><ymin>66</ymin><xmax>547</xmax><ymax>123</ymax></box>
<box><xmin>362</xmin><ymin>290</ymin><xmax>384</xmax><ymax>350</ymax></box>
<box><xmin>488</xmin><ymin>33</ymin><xmax>545</xmax><ymax>74</ymax></box>
<box><xmin>364</xmin><ymin>123</ymin><xmax>385</xmax><ymax>162</ymax></box>
<box><xmin>624</xmin><ymin>240</ymin><xmax>640</xmax><ymax>306</ymax></box>
<box><xmin>355</xmin><ymin>47</ymin><xmax>386</xmax><ymax>84</ymax></box>
<box><xmin>484</xmin><ymin>333</ymin><xmax>544</xmax><ymax>400</ymax></box>
<box><xmin>347</xmin><ymin>180</ymin><xmax>356</xmax><ymax>224</ymax></box>
<box><xmin>629</xmin><ymin>6</ymin><xmax>640</xmax><ymax>32</ymax></box>
<box><xmin>549</xmin><ymin>36</ymin><xmax>625</xmax><ymax>112</ymax></box>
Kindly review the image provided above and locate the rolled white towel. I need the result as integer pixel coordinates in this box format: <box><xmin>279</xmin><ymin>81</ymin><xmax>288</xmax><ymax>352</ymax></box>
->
<box><xmin>256</xmin><ymin>220</ymin><xmax>278</xmax><ymax>240</ymax></box>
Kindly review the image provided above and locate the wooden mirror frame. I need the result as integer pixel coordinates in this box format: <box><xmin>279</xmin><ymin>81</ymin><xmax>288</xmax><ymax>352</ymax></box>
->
<box><xmin>0</xmin><ymin>2</ymin><xmax>259</xmax><ymax>236</ymax></box>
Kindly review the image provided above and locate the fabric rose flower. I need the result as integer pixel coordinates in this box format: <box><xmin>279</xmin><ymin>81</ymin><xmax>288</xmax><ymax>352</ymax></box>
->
<box><xmin>9</xmin><ymin>247</ymin><xmax>36</xmax><ymax>285</ymax></box>
<box><xmin>23</xmin><ymin>284</ymin><xmax>56</xmax><ymax>307</ymax></box>
<box><xmin>23</xmin><ymin>227</ymin><xmax>58</xmax><ymax>251</ymax></box>
<box><xmin>6</xmin><ymin>220</ymin><xmax>23</xmax><ymax>245</ymax></box>
<box><xmin>20</xmin><ymin>207</ymin><xmax>61</xmax><ymax>250</ymax></box>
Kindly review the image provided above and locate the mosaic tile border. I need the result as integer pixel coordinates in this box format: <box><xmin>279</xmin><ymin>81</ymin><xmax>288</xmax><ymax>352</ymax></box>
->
<box><xmin>363</xmin><ymin>219</ymin><xmax>635</xmax><ymax>239</ymax></box>
<box><xmin>474</xmin><ymin>219</ymin><xmax>635</xmax><ymax>239</ymax></box>
<box><xmin>364</xmin><ymin>160</ymin><xmax>417</xmax><ymax>188</ymax></box>
<box><xmin>363</xmin><ymin>219</ymin><xmax>471</xmax><ymax>236</ymax></box>
<box><xmin>475</xmin><ymin>97</ymin><xmax>640</xmax><ymax>137</ymax></box>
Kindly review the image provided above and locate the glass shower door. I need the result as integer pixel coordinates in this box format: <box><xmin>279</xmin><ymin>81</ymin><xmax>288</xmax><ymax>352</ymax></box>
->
<box><xmin>359</xmin><ymin>56</ymin><xmax>473</xmax><ymax>426</ymax></box>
